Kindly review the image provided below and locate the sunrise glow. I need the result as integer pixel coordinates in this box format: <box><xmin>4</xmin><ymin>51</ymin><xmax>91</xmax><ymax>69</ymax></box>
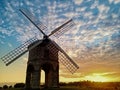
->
<box><xmin>84</xmin><ymin>74</ymin><xmax>110</xmax><ymax>82</ymax></box>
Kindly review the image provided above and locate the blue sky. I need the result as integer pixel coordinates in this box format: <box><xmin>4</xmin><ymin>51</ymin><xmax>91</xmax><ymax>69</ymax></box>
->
<box><xmin>0</xmin><ymin>0</ymin><xmax>120</xmax><ymax>83</ymax></box>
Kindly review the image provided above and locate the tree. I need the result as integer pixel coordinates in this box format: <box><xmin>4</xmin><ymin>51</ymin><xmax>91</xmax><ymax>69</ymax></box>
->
<box><xmin>0</xmin><ymin>87</ymin><xmax>2</xmax><ymax>89</ymax></box>
<box><xmin>14</xmin><ymin>83</ymin><xmax>25</xmax><ymax>88</ymax></box>
<box><xmin>9</xmin><ymin>85</ymin><xmax>12</xmax><ymax>88</ymax></box>
<box><xmin>3</xmin><ymin>85</ymin><xmax>8</xmax><ymax>89</ymax></box>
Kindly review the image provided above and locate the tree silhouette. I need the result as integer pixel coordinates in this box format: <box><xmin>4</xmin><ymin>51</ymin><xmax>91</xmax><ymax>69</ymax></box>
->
<box><xmin>14</xmin><ymin>83</ymin><xmax>25</xmax><ymax>88</ymax></box>
<box><xmin>3</xmin><ymin>85</ymin><xmax>8</xmax><ymax>89</ymax></box>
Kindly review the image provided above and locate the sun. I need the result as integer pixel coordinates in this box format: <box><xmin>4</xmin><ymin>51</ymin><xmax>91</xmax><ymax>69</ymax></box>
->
<box><xmin>84</xmin><ymin>74</ymin><xmax>110</xmax><ymax>82</ymax></box>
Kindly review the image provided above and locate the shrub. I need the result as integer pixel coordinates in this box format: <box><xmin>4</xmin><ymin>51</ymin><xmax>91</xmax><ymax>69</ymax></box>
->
<box><xmin>0</xmin><ymin>87</ymin><xmax>2</xmax><ymax>89</ymax></box>
<box><xmin>14</xmin><ymin>83</ymin><xmax>25</xmax><ymax>88</ymax></box>
<box><xmin>9</xmin><ymin>85</ymin><xmax>12</xmax><ymax>88</ymax></box>
<box><xmin>3</xmin><ymin>85</ymin><xmax>8</xmax><ymax>89</ymax></box>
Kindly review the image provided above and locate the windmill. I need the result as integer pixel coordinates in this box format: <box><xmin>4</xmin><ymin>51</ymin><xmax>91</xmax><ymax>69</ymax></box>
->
<box><xmin>1</xmin><ymin>9</ymin><xmax>79</xmax><ymax>89</ymax></box>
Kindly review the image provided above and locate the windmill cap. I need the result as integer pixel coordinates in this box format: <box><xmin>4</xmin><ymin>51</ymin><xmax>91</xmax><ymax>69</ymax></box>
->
<box><xmin>28</xmin><ymin>40</ymin><xmax>42</xmax><ymax>49</ymax></box>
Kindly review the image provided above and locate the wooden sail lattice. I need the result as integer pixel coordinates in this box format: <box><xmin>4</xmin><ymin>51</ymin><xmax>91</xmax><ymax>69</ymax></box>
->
<box><xmin>47</xmin><ymin>41</ymin><xmax>79</xmax><ymax>74</ymax></box>
<box><xmin>1</xmin><ymin>37</ymin><xmax>39</xmax><ymax>66</ymax></box>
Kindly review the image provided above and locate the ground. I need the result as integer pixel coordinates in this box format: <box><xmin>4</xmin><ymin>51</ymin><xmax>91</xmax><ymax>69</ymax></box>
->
<box><xmin>0</xmin><ymin>86</ymin><xmax>119</xmax><ymax>90</ymax></box>
<box><xmin>1</xmin><ymin>82</ymin><xmax>120</xmax><ymax>90</ymax></box>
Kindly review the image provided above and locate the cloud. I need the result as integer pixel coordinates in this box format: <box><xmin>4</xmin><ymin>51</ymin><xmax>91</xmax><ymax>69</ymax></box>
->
<box><xmin>0</xmin><ymin>28</ymin><xmax>14</xmax><ymax>36</ymax></box>
<box><xmin>97</xmin><ymin>4</ymin><xmax>110</xmax><ymax>20</ymax></box>
<box><xmin>108</xmin><ymin>0</ymin><xmax>114</xmax><ymax>4</ymax></box>
<box><xmin>8</xmin><ymin>43</ymin><xmax>13</xmax><ymax>48</ymax></box>
<box><xmin>113</xmin><ymin>0</ymin><xmax>120</xmax><ymax>4</ymax></box>
<box><xmin>74</xmin><ymin>0</ymin><xmax>83</xmax><ymax>5</ymax></box>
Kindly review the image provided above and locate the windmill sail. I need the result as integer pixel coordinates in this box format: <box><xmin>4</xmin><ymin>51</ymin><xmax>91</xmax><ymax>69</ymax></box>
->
<box><xmin>1</xmin><ymin>37</ymin><xmax>39</xmax><ymax>66</ymax></box>
<box><xmin>48</xmin><ymin>19</ymin><xmax>75</xmax><ymax>38</ymax></box>
<box><xmin>19</xmin><ymin>9</ymin><xmax>47</xmax><ymax>36</ymax></box>
<box><xmin>47</xmin><ymin>40</ymin><xmax>79</xmax><ymax>74</ymax></box>
<box><xmin>19</xmin><ymin>8</ymin><xmax>79</xmax><ymax>73</ymax></box>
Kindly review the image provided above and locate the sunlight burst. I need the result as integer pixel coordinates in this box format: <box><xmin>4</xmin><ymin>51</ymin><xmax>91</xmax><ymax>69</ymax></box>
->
<box><xmin>84</xmin><ymin>74</ymin><xmax>110</xmax><ymax>82</ymax></box>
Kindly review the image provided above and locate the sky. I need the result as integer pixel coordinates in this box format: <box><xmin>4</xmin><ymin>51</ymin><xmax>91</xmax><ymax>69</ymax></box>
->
<box><xmin>0</xmin><ymin>0</ymin><xmax>120</xmax><ymax>84</ymax></box>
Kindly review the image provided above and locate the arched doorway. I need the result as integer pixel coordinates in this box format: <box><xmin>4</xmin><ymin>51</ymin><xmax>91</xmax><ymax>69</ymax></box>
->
<box><xmin>40</xmin><ymin>70</ymin><xmax>45</xmax><ymax>87</ymax></box>
<box><xmin>41</xmin><ymin>63</ymin><xmax>53</xmax><ymax>88</ymax></box>
<box><xmin>41</xmin><ymin>62</ymin><xmax>59</xmax><ymax>88</ymax></box>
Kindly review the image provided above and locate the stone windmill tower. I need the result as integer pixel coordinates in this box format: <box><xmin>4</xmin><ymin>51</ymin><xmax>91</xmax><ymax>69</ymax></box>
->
<box><xmin>1</xmin><ymin>9</ymin><xmax>79</xmax><ymax>90</ymax></box>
